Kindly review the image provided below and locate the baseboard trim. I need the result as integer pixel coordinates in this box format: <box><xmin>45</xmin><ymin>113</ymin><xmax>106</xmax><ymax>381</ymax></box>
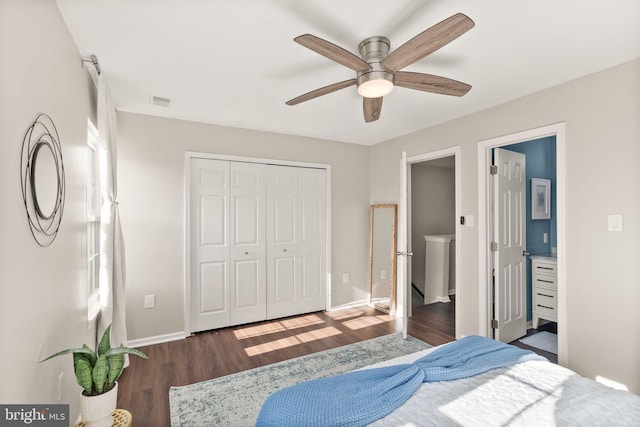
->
<box><xmin>328</xmin><ymin>300</ymin><xmax>369</xmax><ymax>311</ymax></box>
<box><xmin>128</xmin><ymin>331</ymin><xmax>186</xmax><ymax>348</ymax></box>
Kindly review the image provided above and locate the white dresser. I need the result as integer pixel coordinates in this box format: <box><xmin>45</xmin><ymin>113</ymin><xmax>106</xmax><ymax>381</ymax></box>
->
<box><xmin>530</xmin><ymin>255</ymin><xmax>557</xmax><ymax>328</ymax></box>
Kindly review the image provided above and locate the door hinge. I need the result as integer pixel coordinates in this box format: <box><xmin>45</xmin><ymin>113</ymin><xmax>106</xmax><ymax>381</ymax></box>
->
<box><xmin>491</xmin><ymin>319</ymin><xmax>498</xmax><ymax>329</ymax></box>
<box><xmin>490</xmin><ymin>165</ymin><xmax>498</xmax><ymax>175</ymax></box>
<box><xmin>490</xmin><ymin>241</ymin><xmax>498</xmax><ymax>252</ymax></box>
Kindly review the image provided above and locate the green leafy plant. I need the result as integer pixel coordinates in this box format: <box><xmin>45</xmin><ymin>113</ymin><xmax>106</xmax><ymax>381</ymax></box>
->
<box><xmin>41</xmin><ymin>324</ymin><xmax>147</xmax><ymax>396</ymax></box>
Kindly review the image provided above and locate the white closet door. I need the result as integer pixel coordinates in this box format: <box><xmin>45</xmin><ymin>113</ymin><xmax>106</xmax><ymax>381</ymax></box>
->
<box><xmin>190</xmin><ymin>158</ymin><xmax>231</xmax><ymax>332</ymax></box>
<box><xmin>297</xmin><ymin>168</ymin><xmax>326</xmax><ymax>313</ymax></box>
<box><xmin>266</xmin><ymin>166</ymin><xmax>299</xmax><ymax>318</ymax></box>
<box><xmin>266</xmin><ymin>166</ymin><xmax>326</xmax><ymax>318</ymax></box>
<box><xmin>229</xmin><ymin>162</ymin><xmax>266</xmax><ymax>325</ymax></box>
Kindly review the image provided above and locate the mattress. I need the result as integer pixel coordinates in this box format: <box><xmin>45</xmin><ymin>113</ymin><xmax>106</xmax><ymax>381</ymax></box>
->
<box><xmin>363</xmin><ymin>346</ymin><xmax>640</xmax><ymax>427</ymax></box>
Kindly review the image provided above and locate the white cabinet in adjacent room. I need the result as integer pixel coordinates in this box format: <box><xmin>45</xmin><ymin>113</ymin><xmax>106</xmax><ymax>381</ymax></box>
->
<box><xmin>531</xmin><ymin>255</ymin><xmax>558</xmax><ymax>329</ymax></box>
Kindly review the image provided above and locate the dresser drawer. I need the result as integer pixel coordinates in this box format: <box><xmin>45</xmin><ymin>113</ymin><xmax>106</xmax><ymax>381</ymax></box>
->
<box><xmin>533</xmin><ymin>273</ymin><xmax>557</xmax><ymax>290</ymax></box>
<box><xmin>532</xmin><ymin>260</ymin><xmax>557</xmax><ymax>275</ymax></box>
<box><xmin>534</xmin><ymin>288</ymin><xmax>557</xmax><ymax>317</ymax></box>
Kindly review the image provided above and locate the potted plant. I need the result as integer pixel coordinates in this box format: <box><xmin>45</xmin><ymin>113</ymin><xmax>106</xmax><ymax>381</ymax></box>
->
<box><xmin>41</xmin><ymin>324</ymin><xmax>147</xmax><ymax>427</ymax></box>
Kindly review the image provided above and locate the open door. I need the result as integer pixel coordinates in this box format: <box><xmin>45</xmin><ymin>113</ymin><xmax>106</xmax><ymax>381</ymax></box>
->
<box><xmin>493</xmin><ymin>148</ymin><xmax>527</xmax><ymax>343</ymax></box>
<box><xmin>397</xmin><ymin>152</ymin><xmax>410</xmax><ymax>339</ymax></box>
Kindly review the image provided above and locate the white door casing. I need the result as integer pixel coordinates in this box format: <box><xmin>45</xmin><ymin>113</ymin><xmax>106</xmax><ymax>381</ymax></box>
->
<box><xmin>493</xmin><ymin>148</ymin><xmax>527</xmax><ymax>343</ymax></box>
<box><xmin>478</xmin><ymin>123</ymin><xmax>566</xmax><ymax>366</ymax></box>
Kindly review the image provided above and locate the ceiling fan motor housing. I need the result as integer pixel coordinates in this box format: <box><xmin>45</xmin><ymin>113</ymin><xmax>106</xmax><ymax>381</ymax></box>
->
<box><xmin>357</xmin><ymin>36</ymin><xmax>394</xmax><ymax>97</ymax></box>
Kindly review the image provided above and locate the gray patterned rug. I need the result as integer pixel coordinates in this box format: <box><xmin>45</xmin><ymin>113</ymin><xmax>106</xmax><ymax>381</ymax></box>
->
<box><xmin>169</xmin><ymin>333</ymin><xmax>430</xmax><ymax>426</ymax></box>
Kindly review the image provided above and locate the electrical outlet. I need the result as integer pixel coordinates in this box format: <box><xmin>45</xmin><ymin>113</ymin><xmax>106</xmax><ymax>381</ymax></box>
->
<box><xmin>608</xmin><ymin>214</ymin><xmax>623</xmax><ymax>232</ymax></box>
<box><xmin>380</xmin><ymin>269</ymin><xmax>386</xmax><ymax>279</ymax></box>
<box><xmin>543</xmin><ymin>232</ymin><xmax>548</xmax><ymax>244</ymax></box>
<box><xmin>144</xmin><ymin>294</ymin><xmax>156</xmax><ymax>309</ymax></box>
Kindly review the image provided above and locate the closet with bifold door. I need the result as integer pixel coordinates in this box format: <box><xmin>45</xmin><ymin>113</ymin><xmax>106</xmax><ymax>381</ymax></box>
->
<box><xmin>189</xmin><ymin>157</ymin><xmax>326</xmax><ymax>333</ymax></box>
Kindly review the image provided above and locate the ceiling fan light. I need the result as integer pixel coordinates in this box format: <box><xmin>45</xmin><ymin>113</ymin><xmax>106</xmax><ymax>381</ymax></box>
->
<box><xmin>358</xmin><ymin>79</ymin><xmax>394</xmax><ymax>98</ymax></box>
<box><xmin>357</xmin><ymin>70</ymin><xmax>394</xmax><ymax>98</ymax></box>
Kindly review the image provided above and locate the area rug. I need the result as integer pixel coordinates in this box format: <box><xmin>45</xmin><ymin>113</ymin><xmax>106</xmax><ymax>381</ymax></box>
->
<box><xmin>519</xmin><ymin>331</ymin><xmax>558</xmax><ymax>354</ymax></box>
<box><xmin>169</xmin><ymin>333</ymin><xmax>430</xmax><ymax>426</ymax></box>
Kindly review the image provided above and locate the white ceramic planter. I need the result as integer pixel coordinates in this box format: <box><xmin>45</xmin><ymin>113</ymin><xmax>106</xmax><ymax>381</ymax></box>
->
<box><xmin>79</xmin><ymin>382</ymin><xmax>118</xmax><ymax>427</ymax></box>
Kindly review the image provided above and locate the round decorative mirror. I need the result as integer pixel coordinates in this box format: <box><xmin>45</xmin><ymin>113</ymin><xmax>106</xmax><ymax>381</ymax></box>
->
<box><xmin>20</xmin><ymin>114</ymin><xmax>65</xmax><ymax>247</ymax></box>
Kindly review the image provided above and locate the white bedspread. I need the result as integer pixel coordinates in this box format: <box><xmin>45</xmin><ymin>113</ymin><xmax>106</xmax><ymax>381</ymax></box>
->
<box><xmin>363</xmin><ymin>347</ymin><xmax>640</xmax><ymax>426</ymax></box>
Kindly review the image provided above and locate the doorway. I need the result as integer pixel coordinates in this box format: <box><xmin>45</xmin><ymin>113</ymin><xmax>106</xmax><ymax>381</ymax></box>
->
<box><xmin>401</xmin><ymin>147</ymin><xmax>461</xmax><ymax>340</ymax></box>
<box><xmin>478</xmin><ymin>123</ymin><xmax>567</xmax><ymax>366</ymax></box>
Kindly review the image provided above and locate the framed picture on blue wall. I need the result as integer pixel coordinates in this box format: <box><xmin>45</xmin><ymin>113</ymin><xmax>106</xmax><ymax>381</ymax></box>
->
<box><xmin>531</xmin><ymin>178</ymin><xmax>551</xmax><ymax>220</ymax></box>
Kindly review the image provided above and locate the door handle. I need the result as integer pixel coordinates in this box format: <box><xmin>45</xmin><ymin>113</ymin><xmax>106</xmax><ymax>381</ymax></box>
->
<box><xmin>397</xmin><ymin>251</ymin><xmax>414</xmax><ymax>257</ymax></box>
<box><xmin>522</xmin><ymin>250</ymin><xmax>531</xmax><ymax>256</ymax></box>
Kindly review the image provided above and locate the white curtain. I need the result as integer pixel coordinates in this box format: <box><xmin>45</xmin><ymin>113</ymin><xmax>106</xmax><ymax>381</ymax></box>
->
<box><xmin>97</xmin><ymin>74</ymin><xmax>127</xmax><ymax>348</ymax></box>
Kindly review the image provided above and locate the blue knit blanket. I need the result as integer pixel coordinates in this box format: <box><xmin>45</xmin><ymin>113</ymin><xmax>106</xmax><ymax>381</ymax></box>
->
<box><xmin>256</xmin><ymin>335</ymin><xmax>547</xmax><ymax>427</ymax></box>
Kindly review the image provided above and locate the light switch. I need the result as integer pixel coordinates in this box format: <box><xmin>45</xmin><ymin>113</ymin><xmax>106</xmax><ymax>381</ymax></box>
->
<box><xmin>607</xmin><ymin>214</ymin><xmax>623</xmax><ymax>232</ymax></box>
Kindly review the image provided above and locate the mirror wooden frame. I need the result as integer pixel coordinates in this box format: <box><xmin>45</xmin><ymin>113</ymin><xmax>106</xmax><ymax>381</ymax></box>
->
<box><xmin>368</xmin><ymin>204</ymin><xmax>397</xmax><ymax>314</ymax></box>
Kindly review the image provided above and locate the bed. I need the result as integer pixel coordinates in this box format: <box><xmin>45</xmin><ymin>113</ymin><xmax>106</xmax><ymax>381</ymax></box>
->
<box><xmin>257</xmin><ymin>336</ymin><xmax>640</xmax><ymax>426</ymax></box>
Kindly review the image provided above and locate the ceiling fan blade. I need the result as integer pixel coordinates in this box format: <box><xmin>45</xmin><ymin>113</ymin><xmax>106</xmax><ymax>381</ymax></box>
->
<box><xmin>394</xmin><ymin>71</ymin><xmax>471</xmax><ymax>96</ymax></box>
<box><xmin>363</xmin><ymin>97</ymin><xmax>383</xmax><ymax>122</ymax></box>
<box><xmin>286</xmin><ymin>79</ymin><xmax>356</xmax><ymax>106</ymax></box>
<box><xmin>294</xmin><ymin>34</ymin><xmax>372</xmax><ymax>72</ymax></box>
<box><xmin>381</xmin><ymin>13</ymin><xmax>475</xmax><ymax>71</ymax></box>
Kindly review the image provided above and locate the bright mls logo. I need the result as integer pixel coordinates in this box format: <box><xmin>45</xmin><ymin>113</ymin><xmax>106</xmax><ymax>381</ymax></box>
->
<box><xmin>0</xmin><ymin>405</ymin><xmax>68</xmax><ymax>426</ymax></box>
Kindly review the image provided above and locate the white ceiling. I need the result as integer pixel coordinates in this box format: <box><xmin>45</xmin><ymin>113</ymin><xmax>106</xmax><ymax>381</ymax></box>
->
<box><xmin>55</xmin><ymin>0</ymin><xmax>640</xmax><ymax>146</ymax></box>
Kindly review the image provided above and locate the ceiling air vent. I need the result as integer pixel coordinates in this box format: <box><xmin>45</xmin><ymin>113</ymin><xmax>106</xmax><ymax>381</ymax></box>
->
<box><xmin>151</xmin><ymin>95</ymin><xmax>171</xmax><ymax>108</ymax></box>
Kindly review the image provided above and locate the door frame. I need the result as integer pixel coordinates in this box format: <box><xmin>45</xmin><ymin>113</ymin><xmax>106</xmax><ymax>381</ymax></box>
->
<box><xmin>399</xmin><ymin>146</ymin><xmax>462</xmax><ymax>340</ymax></box>
<box><xmin>183</xmin><ymin>152</ymin><xmax>331</xmax><ymax>336</ymax></box>
<box><xmin>477</xmin><ymin>123</ymin><xmax>567</xmax><ymax>366</ymax></box>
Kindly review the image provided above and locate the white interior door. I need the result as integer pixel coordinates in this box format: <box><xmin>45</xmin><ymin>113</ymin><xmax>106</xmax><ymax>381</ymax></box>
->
<box><xmin>398</xmin><ymin>152</ymin><xmax>409</xmax><ymax>339</ymax></box>
<box><xmin>190</xmin><ymin>158</ymin><xmax>231</xmax><ymax>332</ymax></box>
<box><xmin>494</xmin><ymin>148</ymin><xmax>527</xmax><ymax>343</ymax></box>
<box><xmin>266</xmin><ymin>165</ymin><xmax>298</xmax><ymax>318</ymax></box>
<box><xmin>229</xmin><ymin>162</ymin><xmax>266</xmax><ymax>325</ymax></box>
<box><xmin>266</xmin><ymin>166</ymin><xmax>325</xmax><ymax>318</ymax></box>
<box><xmin>297</xmin><ymin>167</ymin><xmax>326</xmax><ymax>313</ymax></box>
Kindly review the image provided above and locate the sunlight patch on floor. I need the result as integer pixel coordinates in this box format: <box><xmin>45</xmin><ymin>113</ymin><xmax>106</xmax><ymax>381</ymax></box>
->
<box><xmin>243</xmin><ymin>326</ymin><xmax>342</xmax><ymax>356</ymax></box>
<box><xmin>343</xmin><ymin>314</ymin><xmax>393</xmax><ymax>330</ymax></box>
<box><xmin>233</xmin><ymin>314</ymin><xmax>324</xmax><ymax>340</ymax></box>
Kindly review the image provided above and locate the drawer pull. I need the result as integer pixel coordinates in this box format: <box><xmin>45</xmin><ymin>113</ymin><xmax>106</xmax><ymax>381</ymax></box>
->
<box><xmin>537</xmin><ymin>266</ymin><xmax>554</xmax><ymax>270</ymax></box>
<box><xmin>537</xmin><ymin>279</ymin><xmax>554</xmax><ymax>284</ymax></box>
<box><xmin>537</xmin><ymin>293</ymin><xmax>553</xmax><ymax>298</ymax></box>
<box><xmin>537</xmin><ymin>304</ymin><xmax>554</xmax><ymax>310</ymax></box>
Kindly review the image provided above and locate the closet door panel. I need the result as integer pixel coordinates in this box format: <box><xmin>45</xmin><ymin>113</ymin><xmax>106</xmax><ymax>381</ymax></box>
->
<box><xmin>297</xmin><ymin>168</ymin><xmax>326</xmax><ymax>312</ymax></box>
<box><xmin>266</xmin><ymin>166</ymin><xmax>300</xmax><ymax>318</ymax></box>
<box><xmin>200</xmin><ymin>261</ymin><xmax>226</xmax><ymax>312</ymax></box>
<box><xmin>230</xmin><ymin>162</ymin><xmax>266</xmax><ymax>325</ymax></box>
<box><xmin>190</xmin><ymin>159</ymin><xmax>231</xmax><ymax>332</ymax></box>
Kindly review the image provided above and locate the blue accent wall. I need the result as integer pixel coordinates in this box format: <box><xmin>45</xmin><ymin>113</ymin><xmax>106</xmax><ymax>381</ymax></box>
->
<box><xmin>495</xmin><ymin>136</ymin><xmax>557</xmax><ymax>321</ymax></box>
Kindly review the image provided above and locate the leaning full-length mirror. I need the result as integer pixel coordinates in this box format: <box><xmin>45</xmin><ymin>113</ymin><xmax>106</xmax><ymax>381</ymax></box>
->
<box><xmin>368</xmin><ymin>204</ymin><xmax>397</xmax><ymax>314</ymax></box>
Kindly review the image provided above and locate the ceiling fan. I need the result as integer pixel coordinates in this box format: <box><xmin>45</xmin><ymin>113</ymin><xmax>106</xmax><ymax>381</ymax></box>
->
<box><xmin>286</xmin><ymin>13</ymin><xmax>475</xmax><ymax>122</ymax></box>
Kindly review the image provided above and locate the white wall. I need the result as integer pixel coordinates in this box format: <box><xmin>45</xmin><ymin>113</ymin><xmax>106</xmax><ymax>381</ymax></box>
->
<box><xmin>370</xmin><ymin>59</ymin><xmax>640</xmax><ymax>393</ymax></box>
<box><xmin>117</xmin><ymin>112</ymin><xmax>370</xmax><ymax>341</ymax></box>
<box><xmin>0</xmin><ymin>0</ymin><xmax>97</xmax><ymax>419</ymax></box>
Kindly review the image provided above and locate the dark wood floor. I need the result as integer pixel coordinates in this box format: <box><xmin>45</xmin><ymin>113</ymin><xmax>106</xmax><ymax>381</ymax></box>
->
<box><xmin>117</xmin><ymin>302</ymin><xmax>455</xmax><ymax>426</ymax></box>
